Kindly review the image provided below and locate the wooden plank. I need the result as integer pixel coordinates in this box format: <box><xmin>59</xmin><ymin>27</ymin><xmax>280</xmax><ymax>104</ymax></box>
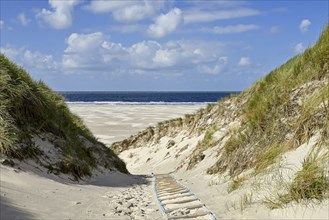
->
<box><xmin>158</xmin><ymin>188</ymin><xmax>188</xmax><ymax>194</ymax></box>
<box><xmin>162</xmin><ymin>198</ymin><xmax>198</xmax><ymax>205</ymax></box>
<box><xmin>157</xmin><ymin>187</ymin><xmax>185</xmax><ymax>192</ymax></box>
<box><xmin>158</xmin><ymin>189</ymin><xmax>189</xmax><ymax>196</ymax></box>
<box><xmin>164</xmin><ymin>203</ymin><xmax>204</xmax><ymax>213</ymax></box>
<box><xmin>157</xmin><ymin>184</ymin><xmax>181</xmax><ymax>187</ymax></box>
<box><xmin>168</xmin><ymin>211</ymin><xmax>210</xmax><ymax>220</ymax></box>
<box><xmin>156</xmin><ymin>183</ymin><xmax>180</xmax><ymax>187</ymax></box>
<box><xmin>160</xmin><ymin>193</ymin><xmax>192</xmax><ymax>201</ymax></box>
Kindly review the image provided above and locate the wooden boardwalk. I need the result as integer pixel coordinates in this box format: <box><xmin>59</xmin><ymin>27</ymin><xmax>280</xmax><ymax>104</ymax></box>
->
<box><xmin>154</xmin><ymin>174</ymin><xmax>217</xmax><ymax>220</ymax></box>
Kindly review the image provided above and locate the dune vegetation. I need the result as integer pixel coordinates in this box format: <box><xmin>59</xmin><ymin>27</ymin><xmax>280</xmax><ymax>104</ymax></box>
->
<box><xmin>0</xmin><ymin>54</ymin><xmax>127</xmax><ymax>180</ymax></box>
<box><xmin>209</xmin><ymin>24</ymin><xmax>329</xmax><ymax>176</ymax></box>
<box><xmin>112</xmin><ymin>25</ymin><xmax>329</xmax><ymax>209</ymax></box>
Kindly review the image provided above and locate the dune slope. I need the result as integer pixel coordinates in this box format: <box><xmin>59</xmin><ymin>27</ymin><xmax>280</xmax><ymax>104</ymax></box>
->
<box><xmin>0</xmin><ymin>54</ymin><xmax>127</xmax><ymax>180</ymax></box>
<box><xmin>112</xmin><ymin>25</ymin><xmax>329</xmax><ymax>219</ymax></box>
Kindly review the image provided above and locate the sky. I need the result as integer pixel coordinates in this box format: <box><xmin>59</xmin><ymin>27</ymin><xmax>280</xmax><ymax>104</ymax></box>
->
<box><xmin>0</xmin><ymin>0</ymin><xmax>328</xmax><ymax>91</ymax></box>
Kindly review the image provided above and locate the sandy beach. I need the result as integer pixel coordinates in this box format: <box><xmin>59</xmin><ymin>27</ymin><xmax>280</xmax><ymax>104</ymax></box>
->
<box><xmin>68</xmin><ymin>104</ymin><xmax>203</xmax><ymax>146</ymax></box>
<box><xmin>2</xmin><ymin>103</ymin><xmax>328</xmax><ymax>220</ymax></box>
<box><xmin>1</xmin><ymin>104</ymin><xmax>204</xmax><ymax>220</ymax></box>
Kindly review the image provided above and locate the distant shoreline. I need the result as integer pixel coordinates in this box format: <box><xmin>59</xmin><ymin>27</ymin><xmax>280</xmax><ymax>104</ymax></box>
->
<box><xmin>60</xmin><ymin>91</ymin><xmax>238</xmax><ymax>104</ymax></box>
<box><xmin>66</xmin><ymin>101</ymin><xmax>215</xmax><ymax>105</ymax></box>
<box><xmin>68</xmin><ymin>104</ymin><xmax>204</xmax><ymax>146</ymax></box>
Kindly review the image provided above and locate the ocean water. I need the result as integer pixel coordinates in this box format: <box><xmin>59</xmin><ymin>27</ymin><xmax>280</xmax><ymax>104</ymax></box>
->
<box><xmin>59</xmin><ymin>91</ymin><xmax>238</xmax><ymax>105</ymax></box>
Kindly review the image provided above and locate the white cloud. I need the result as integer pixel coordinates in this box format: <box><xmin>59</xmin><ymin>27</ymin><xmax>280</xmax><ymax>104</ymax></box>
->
<box><xmin>62</xmin><ymin>32</ymin><xmax>227</xmax><ymax>75</ymax></box>
<box><xmin>86</xmin><ymin>0</ymin><xmax>133</xmax><ymax>13</ymax></box>
<box><xmin>153</xmin><ymin>49</ymin><xmax>176</xmax><ymax>66</ymax></box>
<box><xmin>294</xmin><ymin>43</ymin><xmax>305</xmax><ymax>54</ymax></box>
<box><xmin>184</xmin><ymin>8</ymin><xmax>260</xmax><ymax>24</ymax></box>
<box><xmin>269</xmin><ymin>26</ymin><xmax>280</xmax><ymax>34</ymax></box>
<box><xmin>299</xmin><ymin>19</ymin><xmax>311</xmax><ymax>32</ymax></box>
<box><xmin>0</xmin><ymin>45</ymin><xmax>22</xmax><ymax>57</ymax></box>
<box><xmin>128</xmin><ymin>41</ymin><xmax>161</xmax><ymax>68</ymax></box>
<box><xmin>36</xmin><ymin>0</ymin><xmax>80</xmax><ymax>29</ymax></box>
<box><xmin>187</xmin><ymin>1</ymin><xmax>247</xmax><ymax>9</ymax></box>
<box><xmin>1</xmin><ymin>45</ymin><xmax>59</xmax><ymax>75</ymax></box>
<box><xmin>63</xmin><ymin>32</ymin><xmax>127</xmax><ymax>69</ymax></box>
<box><xmin>208</xmin><ymin>24</ymin><xmax>259</xmax><ymax>34</ymax></box>
<box><xmin>17</xmin><ymin>13</ymin><xmax>31</xmax><ymax>26</ymax></box>
<box><xmin>238</xmin><ymin>57</ymin><xmax>251</xmax><ymax>66</ymax></box>
<box><xmin>86</xmin><ymin>0</ymin><xmax>163</xmax><ymax>22</ymax></box>
<box><xmin>0</xmin><ymin>20</ymin><xmax>4</xmax><ymax>29</ymax></box>
<box><xmin>198</xmin><ymin>57</ymin><xmax>228</xmax><ymax>74</ymax></box>
<box><xmin>148</xmin><ymin>8</ymin><xmax>183</xmax><ymax>38</ymax></box>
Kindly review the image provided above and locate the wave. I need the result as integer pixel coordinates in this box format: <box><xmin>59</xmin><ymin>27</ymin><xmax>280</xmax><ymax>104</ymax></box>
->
<box><xmin>66</xmin><ymin>101</ymin><xmax>215</xmax><ymax>105</ymax></box>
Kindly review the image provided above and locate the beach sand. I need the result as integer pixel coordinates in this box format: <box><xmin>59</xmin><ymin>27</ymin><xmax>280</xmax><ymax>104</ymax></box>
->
<box><xmin>68</xmin><ymin>104</ymin><xmax>203</xmax><ymax>146</ymax></box>
<box><xmin>1</xmin><ymin>104</ymin><xmax>203</xmax><ymax>220</ymax></box>
<box><xmin>3</xmin><ymin>104</ymin><xmax>327</xmax><ymax>220</ymax></box>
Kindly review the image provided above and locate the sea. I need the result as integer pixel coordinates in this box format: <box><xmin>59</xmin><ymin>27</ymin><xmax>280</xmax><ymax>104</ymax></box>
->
<box><xmin>59</xmin><ymin>91</ymin><xmax>239</xmax><ymax>105</ymax></box>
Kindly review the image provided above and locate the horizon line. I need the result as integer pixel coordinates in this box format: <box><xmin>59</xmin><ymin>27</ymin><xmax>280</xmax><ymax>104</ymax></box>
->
<box><xmin>56</xmin><ymin>90</ymin><xmax>241</xmax><ymax>93</ymax></box>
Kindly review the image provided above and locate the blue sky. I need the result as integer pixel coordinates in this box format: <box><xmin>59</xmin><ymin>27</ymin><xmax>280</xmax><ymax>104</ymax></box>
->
<box><xmin>0</xmin><ymin>0</ymin><xmax>328</xmax><ymax>91</ymax></box>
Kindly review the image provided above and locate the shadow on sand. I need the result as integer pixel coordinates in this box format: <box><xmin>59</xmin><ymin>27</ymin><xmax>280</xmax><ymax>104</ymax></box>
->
<box><xmin>0</xmin><ymin>197</ymin><xmax>35</xmax><ymax>220</ymax></box>
<box><xmin>2</xmin><ymin>161</ymin><xmax>151</xmax><ymax>188</ymax></box>
<box><xmin>86</xmin><ymin>172</ymin><xmax>152</xmax><ymax>188</ymax></box>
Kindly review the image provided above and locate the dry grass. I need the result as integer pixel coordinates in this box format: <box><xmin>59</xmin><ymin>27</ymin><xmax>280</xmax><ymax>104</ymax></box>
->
<box><xmin>187</xmin><ymin>124</ymin><xmax>218</xmax><ymax>169</ymax></box>
<box><xmin>263</xmin><ymin>149</ymin><xmax>329</xmax><ymax>209</ymax></box>
<box><xmin>208</xmin><ymin>24</ymin><xmax>329</xmax><ymax>178</ymax></box>
<box><xmin>227</xmin><ymin>175</ymin><xmax>250</xmax><ymax>193</ymax></box>
<box><xmin>0</xmin><ymin>54</ymin><xmax>128</xmax><ymax>178</ymax></box>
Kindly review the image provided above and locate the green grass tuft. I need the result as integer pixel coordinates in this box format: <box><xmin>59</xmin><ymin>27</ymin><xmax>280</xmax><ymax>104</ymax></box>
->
<box><xmin>0</xmin><ymin>54</ymin><xmax>128</xmax><ymax>177</ymax></box>
<box><xmin>209</xmin><ymin>24</ymin><xmax>329</xmax><ymax>177</ymax></box>
<box><xmin>187</xmin><ymin>124</ymin><xmax>218</xmax><ymax>169</ymax></box>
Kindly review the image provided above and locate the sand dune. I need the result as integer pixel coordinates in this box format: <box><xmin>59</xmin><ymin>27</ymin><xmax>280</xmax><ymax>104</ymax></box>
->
<box><xmin>3</xmin><ymin>104</ymin><xmax>327</xmax><ymax>219</ymax></box>
<box><xmin>1</xmin><ymin>104</ymin><xmax>202</xmax><ymax>220</ymax></box>
<box><xmin>0</xmin><ymin>162</ymin><xmax>161</xmax><ymax>219</ymax></box>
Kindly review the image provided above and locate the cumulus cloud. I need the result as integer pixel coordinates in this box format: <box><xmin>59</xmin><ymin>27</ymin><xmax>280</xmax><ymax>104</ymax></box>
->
<box><xmin>184</xmin><ymin>8</ymin><xmax>260</xmax><ymax>24</ymax></box>
<box><xmin>294</xmin><ymin>43</ymin><xmax>305</xmax><ymax>54</ymax></box>
<box><xmin>86</xmin><ymin>0</ymin><xmax>163</xmax><ymax>22</ymax></box>
<box><xmin>17</xmin><ymin>13</ymin><xmax>31</xmax><ymax>26</ymax></box>
<box><xmin>36</xmin><ymin>0</ymin><xmax>80</xmax><ymax>29</ymax></box>
<box><xmin>1</xmin><ymin>45</ymin><xmax>59</xmax><ymax>75</ymax></box>
<box><xmin>63</xmin><ymin>32</ymin><xmax>127</xmax><ymax>69</ymax></box>
<box><xmin>299</xmin><ymin>19</ymin><xmax>311</xmax><ymax>32</ymax></box>
<box><xmin>238</xmin><ymin>57</ymin><xmax>251</xmax><ymax>66</ymax></box>
<box><xmin>62</xmin><ymin>32</ymin><xmax>227</xmax><ymax>75</ymax></box>
<box><xmin>128</xmin><ymin>41</ymin><xmax>161</xmax><ymax>68</ymax></box>
<box><xmin>148</xmin><ymin>8</ymin><xmax>183</xmax><ymax>38</ymax></box>
<box><xmin>198</xmin><ymin>57</ymin><xmax>228</xmax><ymax>74</ymax></box>
<box><xmin>0</xmin><ymin>20</ymin><xmax>4</xmax><ymax>29</ymax></box>
<box><xmin>208</xmin><ymin>24</ymin><xmax>259</xmax><ymax>34</ymax></box>
<box><xmin>86</xmin><ymin>0</ymin><xmax>132</xmax><ymax>13</ymax></box>
<box><xmin>61</xmin><ymin>32</ymin><xmax>129</xmax><ymax>70</ymax></box>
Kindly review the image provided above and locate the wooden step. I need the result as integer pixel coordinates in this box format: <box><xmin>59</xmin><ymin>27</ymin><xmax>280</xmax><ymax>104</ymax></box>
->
<box><xmin>160</xmin><ymin>193</ymin><xmax>193</xmax><ymax>201</ymax></box>
<box><xmin>162</xmin><ymin>197</ymin><xmax>198</xmax><ymax>205</ymax></box>
<box><xmin>164</xmin><ymin>203</ymin><xmax>204</xmax><ymax>213</ymax></box>
<box><xmin>158</xmin><ymin>189</ymin><xmax>189</xmax><ymax>197</ymax></box>
<box><xmin>157</xmin><ymin>186</ymin><xmax>185</xmax><ymax>192</ymax></box>
<box><xmin>168</xmin><ymin>211</ymin><xmax>210</xmax><ymax>220</ymax></box>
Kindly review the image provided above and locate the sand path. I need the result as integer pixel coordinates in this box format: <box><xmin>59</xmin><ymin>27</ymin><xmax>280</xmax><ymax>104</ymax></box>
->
<box><xmin>0</xmin><ymin>163</ymin><xmax>162</xmax><ymax>220</ymax></box>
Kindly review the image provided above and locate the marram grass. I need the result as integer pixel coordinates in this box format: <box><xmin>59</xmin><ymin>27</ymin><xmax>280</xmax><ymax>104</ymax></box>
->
<box><xmin>208</xmin><ymin>24</ymin><xmax>329</xmax><ymax>177</ymax></box>
<box><xmin>0</xmin><ymin>54</ymin><xmax>128</xmax><ymax>179</ymax></box>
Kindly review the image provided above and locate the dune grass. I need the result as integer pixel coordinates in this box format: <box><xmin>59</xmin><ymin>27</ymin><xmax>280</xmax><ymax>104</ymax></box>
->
<box><xmin>263</xmin><ymin>148</ymin><xmax>329</xmax><ymax>209</ymax></box>
<box><xmin>187</xmin><ymin>124</ymin><xmax>218</xmax><ymax>169</ymax></box>
<box><xmin>208</xmin><ymin>24</ymin><xmax>329</xmax><ymax>177</ymax></box>
<box><xmin>0</xmin><ymin>54</ymin><xmax>128</xmax><ymax>178</ymax></box>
